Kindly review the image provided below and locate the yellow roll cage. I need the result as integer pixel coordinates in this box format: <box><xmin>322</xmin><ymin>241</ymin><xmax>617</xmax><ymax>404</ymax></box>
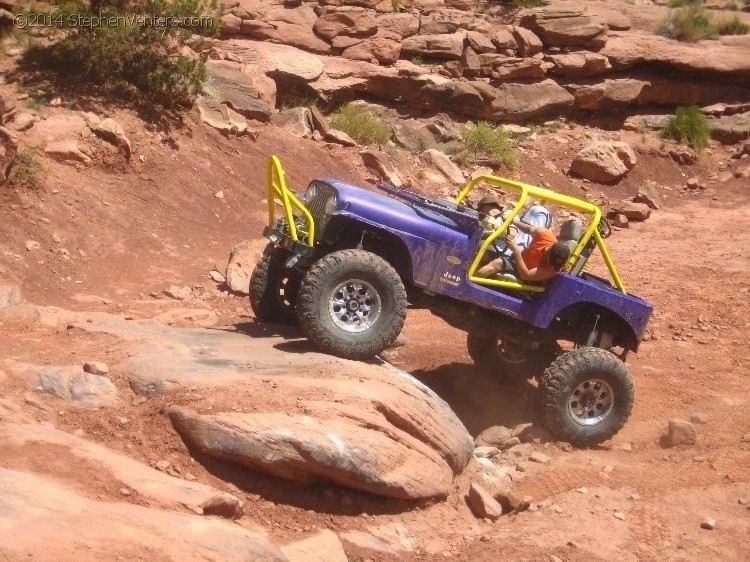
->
<box><xmin>266</xmin><ymin>155</ymin><xmax>626</xmax><ymax>295</ymax></box>
<box><xmin>455</xmin><ymin>175</ymin><xmax>626</xmax><ymax>294</ymax></box>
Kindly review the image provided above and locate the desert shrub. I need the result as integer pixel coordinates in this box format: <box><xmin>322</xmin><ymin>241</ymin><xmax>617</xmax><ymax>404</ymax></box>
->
<box><xmin>658</xmin><ymin>4</ymin><xmax>717</xmax><ymax>41</ymax></box>
<box><xmin>18</xmin><ymin>0</ymin><xmax>218</xmax><ymax>117</ymax></box>
<box><xmin>7</xmin><ymin>149</ymin><xmax>43</xmax><ymax>190</ymax></box>
<box><xmin>723</xmin><ymin>0</ymin><xmax>742</xmax><ymax>10</ymax></box>
<box><xmin>329</xmin><ymin>104</ymin><xmax>391</xmax><ymax>146</ymax></box>
<box><xmin>715</xmin><ymin>13</ymin><xmax>749</xmax><ymax>34</ymax></box>
<box><xmin>667</xmin><ymin>0</ymin><xmax>699</xmax><ymax>7</ymax></box>
<box><xmin>410</xmin><ymin>55</ymin><xmax>424</xmax><ymax>66</ymax></box>
<box><xmin>458</xmin><ymin>122</ymin><xmax>517</xmax><ymax>170</ymax></box>
<box><xmin>661</xmin><ymin>105</ymin><xmax>711</xmax><ymax>150</ymax></box>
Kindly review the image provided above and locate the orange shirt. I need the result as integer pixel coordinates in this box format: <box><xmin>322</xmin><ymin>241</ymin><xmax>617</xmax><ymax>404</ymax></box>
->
<box><xmin>522</xmin><ymin>228</ymin><xmax>557</xmax><ymax>274</ymax></box>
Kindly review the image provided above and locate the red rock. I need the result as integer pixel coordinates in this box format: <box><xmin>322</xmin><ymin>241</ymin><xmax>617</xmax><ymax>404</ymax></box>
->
<box><xmin>570</xmin><ymin>141</ymin><xmax>637</xmax><ymax>182</ymax></box>
<box><xmin>468</xmin><ymin>482</ymin><xmax>503</xmax><ymax>520</ymax></box>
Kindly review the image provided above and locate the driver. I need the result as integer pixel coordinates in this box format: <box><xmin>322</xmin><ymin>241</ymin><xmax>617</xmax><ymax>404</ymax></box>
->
<box><xmin>477</xmin><ymin>219</ymin><xmax>571</xmax><ymax>282</ymax></box>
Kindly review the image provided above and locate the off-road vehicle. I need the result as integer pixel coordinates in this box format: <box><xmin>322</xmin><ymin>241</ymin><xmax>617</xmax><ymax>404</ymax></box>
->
<box><xmin>250</xmin><ymin>156</ymin><xmax>653</xmax><ymax>445</ymax></box>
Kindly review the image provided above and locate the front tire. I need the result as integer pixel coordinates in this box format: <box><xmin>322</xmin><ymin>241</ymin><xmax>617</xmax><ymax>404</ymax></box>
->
<box><xmin>297</xmin><ymin>249</ymin><xmax>407</xmax><ymax>360</ymax></box>
<box><xmin>540</xmin><ymin>347</ymin><xmax>634</xmax><ymax>446</ymax></box>
<box><xmin>249</xmin><ymin>244</ymin><xmax>301</xmax><ymax>325</ymax></box>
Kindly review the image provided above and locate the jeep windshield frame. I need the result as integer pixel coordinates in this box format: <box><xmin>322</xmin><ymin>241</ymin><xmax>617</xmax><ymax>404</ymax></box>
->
<box><xmin>454</xmin><ymin>174</ymin><xmax>627</xmax><ymax>294</ymax></box>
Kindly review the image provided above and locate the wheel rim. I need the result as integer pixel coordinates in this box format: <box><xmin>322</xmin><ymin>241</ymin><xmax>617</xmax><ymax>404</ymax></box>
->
<box><xmin>328</xmin><ymin>279</ymin><xmax>381</xmax><ymax>333</ymax></box>
<box><xmin>568</xmin><ymin>378</ymin><xmax>614</xmax><ymax>426</ymax></box>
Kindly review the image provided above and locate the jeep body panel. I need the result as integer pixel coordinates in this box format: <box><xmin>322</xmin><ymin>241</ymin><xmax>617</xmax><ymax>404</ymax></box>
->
<box><xmin>314</xmin><ymin>180</ymin><xmax>652</xmax><ymax>342</ymax></box>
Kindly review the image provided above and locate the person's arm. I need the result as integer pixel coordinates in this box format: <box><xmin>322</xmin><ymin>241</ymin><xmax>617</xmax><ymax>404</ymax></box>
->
<box><xmin>501</xmin><ymin>211</ymin><xmax>540</xmax><ymax>235</ymax></box>
<box><xmin>506</xmin><ymin>238</ymin><xmax>557</xmax><ymax>282</ymax></box>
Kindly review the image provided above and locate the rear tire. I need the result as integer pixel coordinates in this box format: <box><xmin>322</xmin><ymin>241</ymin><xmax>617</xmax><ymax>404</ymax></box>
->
<box><xmin>297</xmin><ymin>249</ymin><xmax>407</xmax><ymax>360</ymax></box>
<box><xmin>540</xmin><ymin>347</ymin><xmax>634</xmax><ymax>446</ymax></box>
<box><xmin>249</xmin><ymin>244</ymin><xmax>300</xmax><ymax>325</ymax></box>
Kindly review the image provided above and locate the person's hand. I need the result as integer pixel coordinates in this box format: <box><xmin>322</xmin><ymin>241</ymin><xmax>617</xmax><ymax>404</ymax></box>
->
<box><xmin>506</xmin><ymin>235</ymin><xmax>519</xmax><ymax>253</ymax></box>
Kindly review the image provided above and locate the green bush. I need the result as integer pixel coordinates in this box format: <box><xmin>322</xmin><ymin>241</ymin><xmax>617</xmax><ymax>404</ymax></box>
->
<box><xmin>715</xmin><ymin>14</ymin><xmax>749</xmax><ymax>35</ymax></box>
<box><xmin>329</xmin><ymin>104</ymin><xmax>391</xmax><ymax>146</ymax></box>
<box><xmin>18</xmin><ymin>0</ymin><xmax>218</xmax><ymax>118</ymax></box>
<box><xmin>658</xmin><ymin>4</ymin><xmax>717</xmax><ymax>41</ymax></box>
<box><xmin>667</xmin><ymin>0</ymin><xmax>699</xmax><ymax>7</ymax></box>
<box><xmin>8</xmin><ymin>149</ymin><xmax>43</xmax><ymax>190</ymax></box>
<box><xmin>459</xmin><ymin>122</ymin><xmax>517</xmax><ymax>170</ymax></box>
<box><xmin>661</xmin><ymin>105</ymin><xmax>711</xmax><ymax>150</ymax></box>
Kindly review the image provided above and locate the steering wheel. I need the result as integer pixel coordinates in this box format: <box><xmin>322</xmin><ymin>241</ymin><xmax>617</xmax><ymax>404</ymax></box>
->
<box><xmin>598</xmin><ymin>217</ymin><xmax>612</xmax><ymax>239</ymax></box>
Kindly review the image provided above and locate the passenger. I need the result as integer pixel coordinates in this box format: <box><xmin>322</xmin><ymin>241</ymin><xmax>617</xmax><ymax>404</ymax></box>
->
<box><xmin>476</xmin><ymin>196</ymin><xmax>504</xmax><ymax>224</ymax></box>
<box><xmin>477</xmin><ymin>220</ymin><xmax>571</xmax><ymax>282</ymax></box>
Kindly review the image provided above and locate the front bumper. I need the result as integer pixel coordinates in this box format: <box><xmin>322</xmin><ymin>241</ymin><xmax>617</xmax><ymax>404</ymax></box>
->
<box><xmin>263</xmin><ymin>225</ymin><xmax>315</xmax><ymax>259</ymax></box>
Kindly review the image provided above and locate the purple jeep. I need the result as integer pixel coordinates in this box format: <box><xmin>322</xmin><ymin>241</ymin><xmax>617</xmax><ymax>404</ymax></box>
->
<box><xmin>250</xmin><ymin>157</ymin><xmax>653</xmax><ymax>445</ymax></box>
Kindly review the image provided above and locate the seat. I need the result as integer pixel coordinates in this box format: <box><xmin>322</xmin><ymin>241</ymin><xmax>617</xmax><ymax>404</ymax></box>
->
<box><xmin>559</xmin><ymin>218</ymin><xmax>582</xmax><ymax>253</ymax></box>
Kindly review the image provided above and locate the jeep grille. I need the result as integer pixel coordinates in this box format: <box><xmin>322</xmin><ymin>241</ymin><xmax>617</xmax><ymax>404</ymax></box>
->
<box><xmin>307</xmin><ymin>182</ymin><xmax>336</xmax><ymax>230</ymax></box>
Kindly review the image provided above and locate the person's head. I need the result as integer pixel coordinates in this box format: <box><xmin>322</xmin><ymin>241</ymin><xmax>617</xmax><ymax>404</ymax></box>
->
<box><xmin>545</xmin><ymin>242</ymin><xmax>571</xmax><ymax>272</ymax></box>
<box><xmin>477</xmin><ymin>196</ymin><xmax>502</xmax><ymax>216</ymax></box>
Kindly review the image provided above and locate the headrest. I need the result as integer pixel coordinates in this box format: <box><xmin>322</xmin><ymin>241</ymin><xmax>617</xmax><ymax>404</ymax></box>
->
<box><xmin>560</xmin><ymin>219</ymin><xmax>582</xmax><ymax>241</ymax></box>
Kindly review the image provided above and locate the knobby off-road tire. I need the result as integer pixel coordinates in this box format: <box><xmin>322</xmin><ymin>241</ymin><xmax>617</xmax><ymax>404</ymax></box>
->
<box><xmin>467</xmin><ymin>333</ymin><xmax>561</xmax><ymax>381</ymax></box>
<box><xmin>540</xmin><ymin>347</ymin><xmax>634</xmax><ymax>446</ymax></box>
<box><xmin>249</xmin><ymin>244</ymin><xmax>301</xmax><ymax>325</ymax></box>
<box><xmin>297</xmin><ymin>249</ymin><xmax>407</xmax><ymax>360</ymax></box>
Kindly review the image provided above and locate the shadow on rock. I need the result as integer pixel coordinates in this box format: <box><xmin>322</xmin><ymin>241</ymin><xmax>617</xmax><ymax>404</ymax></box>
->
<box><xmin>411</xmin><ymin>362</ymin><xmax>542</xmax><ymax>437</ymax></box>
<box><xmin>181</xmin><ymin>441</ymin><xmax>428</xmax><ymax>517</ymax></box>
<box><xmin>227</xmin><ymin>321</ymin><xmax>302</xmax><ymax>339</ymax></box>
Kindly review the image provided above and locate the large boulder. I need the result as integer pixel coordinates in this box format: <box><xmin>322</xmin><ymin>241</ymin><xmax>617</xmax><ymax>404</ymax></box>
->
<box><xmin>341</xmin><ymin>31</ymin><xmax>402</xmax><ymax>65</ymax></box>
<box><xmin>313</xmin><ymin>10</ymin><xmax>377</xmax><ymax>40</ymax></box>
<box><xmin>225</xmin><ymin>239</ymin><xmax>268</xmax><ymax>295</ymax></box>
<box><xmin>570</xmin><ymin>141</ymin><xmax>637</xmax><ymax>183</ymax></box>
<box><xmin>360</xmin><ymin>149</ymin><xmax>403</xmax><ymax>187</ymax></box>
<box><xmin>487</xmin><ymin>79</ymin><xmax>574</xmax><ymax>122</ymax></box>
<box><xmin>478</xmin><ymin>55</ymin><xmax>546</xmax><ymax>80</ymax></box>
<box><xmin>234</xmin><ymin>4</ymin><xmax>331</xmax><ymax>54</ymax></box>
<box><xmin>169</xmin><ymin>405</ymin><xmax>460</xmax><ymax>500</ymax></box>
<box><xmin>377</xmin><ymin>12</ymin><xmax>420</xmax><ymax>39</ymax></box>
<box><xmin>420</xmin><ymin>149</ymin><xmax>465</xmax><ymax>186</ymax></box>
<box><xmin>206</xmin><ymin>60</ymin><xmax>277</xmax><ymax>121</ymax></box>
<box><xmin>92</xmin><ymin>118</ymin><xmax>132</xmax><ymax>158</ymax></box>
<box><xmin>602</xmin><ymin>31</ymin><xmax>750</xmax><ymax>81</ymax></box>
<box><xmin>195</xmin><ymin>98</ymin><xmax>256</xmax><ymax>136</ymax></box>
<box><xmin>10</xmin><ymin>362</ymin><xmax>117</xmax><ymax>408</ymax></box>
<box><xmin>0</xmin><ymin>468</ymin><xmax>283</xmax><ymax>560</ymax></box>
<box><xmin>520</xmin><ymin>6</ymin><xmax>607</xmax><ymax>49</ymax></box>
<box><xmin>546</xmin><ymin>52</ymin><xmax>612</xmax><ymax>78</ymax></box>
<box><xmin>401</xmin><ymin>32</ymin><xmax>466</xmax><ymax>61</ymax></box>
<box><xmin>0</xmin><ymin>422</ymin><xmax>244</xmax><ymax>518</ymax></box>
<box><xmin>270</xmin><ymin>107</ymin><xmax>314</xmax><ymax>137</ymax></box>
<box><xmin>568</xmin><ymin>79</ymin><xmax>648</xmax><ymax>111</ymax></box>
<box><xmin>44</xmin><ymin>140</ymin><xmax>91</xmax><ymax>164</ymax></box>
<box><xmin>709</xmin><ymin>112</ymin><xmax>750</xmax><ymax>144</ymax></box>
<box><xmin>510</xmin><ymin>26</ymin><xmax>542</xmax><ymax>57</ymax></box>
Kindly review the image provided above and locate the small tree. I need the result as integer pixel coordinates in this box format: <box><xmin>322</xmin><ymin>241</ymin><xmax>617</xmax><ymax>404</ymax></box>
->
<box><xmin>18</xmin><ymin>0</ymin><xmax>219</xmax><ymax>119</ymax></box>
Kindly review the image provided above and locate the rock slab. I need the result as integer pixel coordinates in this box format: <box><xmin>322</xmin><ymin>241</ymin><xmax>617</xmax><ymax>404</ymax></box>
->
<box><xmin>570</xmin><ymin>141</ymin><xmax>636</xmax><ymax>182</ymax></box>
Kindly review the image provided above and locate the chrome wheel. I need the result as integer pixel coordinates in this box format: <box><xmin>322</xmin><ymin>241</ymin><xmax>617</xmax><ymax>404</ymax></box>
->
<box><xmin>568</xmin><ymin>378</ymin><xmax>614</xmax><ymax>426</ymax></box>
<box><xmin>328</xmin><ymin>279</ymin><xmax>381</xmax><ymax>333</ymax></box>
